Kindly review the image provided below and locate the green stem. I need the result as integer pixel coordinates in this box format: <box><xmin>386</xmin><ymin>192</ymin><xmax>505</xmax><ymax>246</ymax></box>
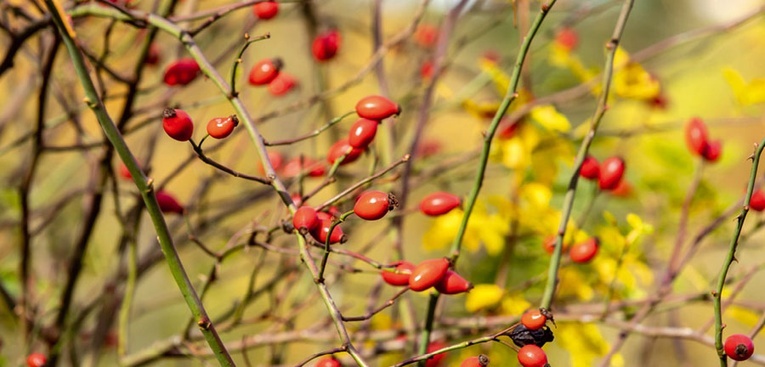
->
<box><xmin>318</xmin><ymin>211</ymin><xmax>355</xmax><ymax>281</ymax></box>
<box><xmin>540</xmin><ymin>0</ymin><xmax>635</xmax><ymax>310</ymax></box>
<box><xmin>448</xmin><ymin>0</ymin><xmax>557</xmax><ymax>262</ymax></box>
<box><xmin>43</xmin><ymin>3</ymin><xmax>234</xmax><ymax>366</ymax></box>
<box><xmin>416</xmin><ymin>293</ymin><xmax>440</xmax><ymax>367</ymax></box>
<box><xmin>713</xmin><ymin>138</ymin><xmax>765</xmax><ymax>366</ymax></box>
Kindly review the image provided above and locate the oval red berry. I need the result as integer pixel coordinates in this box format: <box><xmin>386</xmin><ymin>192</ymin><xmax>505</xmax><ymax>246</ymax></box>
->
<box><xmin>348</xmin><ymin>118</ymin><xmax>379</xmax><ymax>149</ymax></box>
<box><xmin>253</xmin><ymin>0</ymin><xmax>279</xmax><ymax>20</ymax></box>
<box><xmin>311</xmin><ymin>216</ymin><xmax>346</xmax><ymax>245</ymax></box>
<box><xmin>725</xmin><ymin>334</ymin><xmax>754</xmax><ymax>361</ymax></box>
<box><xmin>354</xmin><ymin>191</ymin><xmax>396</xmax><ymax>221</ymax></box>
<box><xmin>327</xmin><ymin>138</ymin><xmax>364</xmax><ymax>165</ymax></box>
<box><xmin>569</xmin><ymin>237</ymin><xmax>599</xmax><ymax>264</ymax></box>
<box><xmin>598</xmin><ymin>157</ymin><xmax>625</xmax><ymax>190</ymax></box>
<box><xmin>460</xmin><ymin>355</ymin><xmax>489</xmax><ymax>367</ymax></box>
<box><xmin>409</xmin><ymin>258</ymin><xmax>450</xmax><ymax>292</ymax></box>
<box><xmin>579</xmin><ymin>155</ymin><xmax>600</xmax><ymax>180</ymax></box>
<box><xmin>355</xmin><ymin>95</ymin><xmax>401</xmax><ymax>120</ymax></box>
<box><xmin>162</xmin><ymin>108</ymin><xmax>194</xmax><ymax>142</ymax></box>
<box><xmin>685</xmin><ymin>117</ymin><xmax>708</xmax><ymax>156</ymax></box>
<box><xmin>267</xmin><ymin>72</ymin><xmax>297</xmax><ymax>96</ymax></box>
<box><xmin>751</xmin><ymin>189</ymin><xmax>765</xmax><ymax>211</ymax></box>
<box><xmin>420</xmin><ymin>192</ymin><xmax>461</xmax><ymax>216</ymax></box>
<box><xmin>206</xmin><ymin>115</ymin><xmax>238</xmax><ymax>139</ymax></box>
<box><xmin>381</xmin><ymin>261</ymin><xmax>416</xmax><ymax>286</ymax></box>
<box><xmin>517</xmin><ymin>344</ymin><xmax>548</xmax><ymax>367</ymax></box>
<box><xmin>26</xmin><ymin>353</ymin><xmax>47</xmax><ymax>367</ymax></box>
<box><xmin>435</xmin><ymin>270</ymin><xmax>473</xmax><ymax>295</ymax></box>
<box><xmin>315</xmin><ymin>355</ymin><xmax>342</xmax><ymax>367</ymax></box>
<box><xmin>248</xmin><ymin>58</ymin><xmax>282</xmax><ymax>86</ymax></box>
<box><xmin>163</xmin><ymin>58</ymin><xmax>200</xmax><ymax>86</ymax></box>
<box><xmin>155</xmin><ymin>190</ymin><xmax>184</xmax><ymax>215</ymax></box>
<box><xmin>312</xmin><ymin>29</ymin><xmax>341</xmax><ymax>62</ymax></box>
<box><xmin>701</xmin><ymin>139</ymin><xmax>722</xmax><ymax>162</ymax></box>
<box><xmin>293</xmin><ymin>206</ymin><xmax>319</xmax><ymax>233</ymax></box>
<box><xmin>521</xmin><ymin>309</ymin><xmax>547</xmax><ymax>331</ymax></box>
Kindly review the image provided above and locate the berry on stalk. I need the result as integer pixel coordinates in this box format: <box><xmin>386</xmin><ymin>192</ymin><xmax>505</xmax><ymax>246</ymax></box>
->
<box><xmin>724</xmin><ymin>334</ymin><xmax>754</xmax><ymax>361</ymax></box>
<box><xmin>162</xmin><ymin>108</ymin><xmax>194</xmax><ymax>142</ymax></box>
<box><xmin>355</xmin><ymin>95</ymin><xmax>401</xmax><ymax>120</ymax></box>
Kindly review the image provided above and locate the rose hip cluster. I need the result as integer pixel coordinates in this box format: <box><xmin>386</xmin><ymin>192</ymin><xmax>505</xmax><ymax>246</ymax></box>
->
<box><xmin>579</xmin><ymin>155</ymin><xmax>627</xmax><ymax>193</ymax></box>
<box><xmin>685</xmin><ymin>117</ymin><xmax>722</xmax><ymax>162</ymax></box>
<box><xmin>327</xmin><ymin>95</ymin><xmax>401</xmax><ymax>166</ymax></box>
<box><xmin>543</xmin><ymin>236</ymin><xmax>600</xmax><ymax>264</ymax></box>
<box><xmin>162</xmin><ymin>108</ymin><xmax>239</xmax><ymax>142</ymax></box>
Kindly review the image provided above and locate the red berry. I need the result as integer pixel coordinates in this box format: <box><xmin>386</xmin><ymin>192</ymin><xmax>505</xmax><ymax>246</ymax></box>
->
<box><xmin>579</xmin><ymin>155</ymin><xmax>600</xmax><ymax>180</ymax></box>
<box><xmin>267</xmin><ymin>72</ymin><xmax>298</xmax><ymax>96</ymax></box>
<box><xmin>206</xmin><ymin>115</ymin><xmax>238</xmax><ymax>139</ymax></box>
<box><xmin>353</xmin><ymin>190</ymin><xmax>397</xmax><ymax>221</ymax></box>
<box><xmin>293</xmin><ymin>206</ymin><xmax>320</xmax><ymax>234</ymax></box>
<box><xmin>420</xmin><ymin>192</ymin><xmax>461</xmax><ymax>216</ymax></box>
<box><xmin>751</xmin><ymin>189</ymin><xmax>765</xmax><ymax>211</ymax></box>
<box><xmin>26</xmin><ymin>353</ymin><xmax>47</xmax><ymax>367</ymax></box>
<box><xmin>420</xmin><ymin>60</ymin><xmax>435</xmax><ymax>79</ymax></box>
<box><xmin>312</xmin><ymin>29</ymin><xmax>341</xmax><ymax>62</ymax></box>
<box><xmin>381</xmin><ymin>261</ymin><xmax>416</xmax><ymax>286</ymax></box>
<box><xmin>327</xmin><ymin>138</ymin><xmax>364</xmax><ymax>165</ymax></box>
<box><xmin>315</xmin><ymin>355</ymin><xmax>342</xmax><ymax>367</ymax></box>
<box><xmin>517</xmin><ymin>345</ymin><xmax>548</xmax><ymax>367</ymax></box>
<box><xmin>248</xmin><ymin>58</ymin><xmax>282</xmax><ymax>86</ymax></box>
<box><xmin>497</xmin><ymin>118</ymin><xmax>521</xmax><ymax>140</ymax></box>
<box><xmin>569</xmin><ymin>237</ymin><xmax>599</xmax><ymax>264</ymax></box>
<box><xmin>348</xmin><ymin>118</ymin><xmax>379</xmax><ymax>149</ymax></box>
<box><xmin>598</xmin><ymin>157</ymin><xmax>625</xmax><ymax>190</ymax></box>
<box><xmin>355</xmin><ymin>95</ymin><xmax>401</xmax><ymax>120</ymax></box>
<box><xmin>311</xmin><ymin>213</ymin><xmax>346</xmax><ymax>244</ymax></box>
<box><xmin>415</xmin><ymin>24</ymin><xmax>439</xmax><ymax>48</ymax></box>
<box><xmin>409</xmin><ymin>258</ymin><xmax>450</xmax><ymax>292</ymax></box>
<box><xmin>521</xmin><ymin>309</ymin><xmax>547</xmax><ymax>331</ymax></box>
<box><xmin>724</xmin><ymin>334</ymin><xmax>755</xmax><ymax>361</ymax></box>
<box><xmin>155</xmin><ymin>190</ymin><xmax>184</xmax><ymax>214</ymax></box>
<box><xmin>163</xmin><ymin>58</ymin><xmax>200</xmax><ymax>86</ymax></box>
<box><xmin>425</xmin><ymin>341</ymin><xmax>448</xmax><ymax>367</ymax></box>
<box><xmin>162</xmin><ymin>108</ymin><xmax>194</xmax><ymax>142</ymax></box>
<box><xmin>555</xmin><ymin>27</ymin><xmax>578</xmax><ymax>51</ymax></box>
<box><xmin>282</xmin><ymin>157</ymin><xmax>326</xmax><ymax>178</ymax></box>
<box><xmin>460</xmin><ymin>355</ymin><xmax>489</xmax><ymax>367</ymax></box>
<box><xmin>701</xmin><ymin>139</ymin><xmax>722</xmax><ymax>162</ymax></box>
<box><xmin>435</xmin><ymin>270</ymin><xmax>473</xmax><ymax>295</ymax></box>
<box><xmin>685</xmin><ymin>117</ymin><xmax>709</xmax><ymax>156</ymax></box>
<box><xmin>609</xmin><ymin>179</ymin><xmax>632</xmax><ymax>197</ymax></box>
<box><xmin>253</xmin><ymin>0</ymin><xmax>279</xmax><ymax>20</ymax></box>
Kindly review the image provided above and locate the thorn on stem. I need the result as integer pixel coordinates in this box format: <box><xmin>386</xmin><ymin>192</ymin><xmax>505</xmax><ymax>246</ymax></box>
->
<box><xmin>197</xmin><ymin>317</ymin><xmax>211</xmax><ymax>330</ymax></box>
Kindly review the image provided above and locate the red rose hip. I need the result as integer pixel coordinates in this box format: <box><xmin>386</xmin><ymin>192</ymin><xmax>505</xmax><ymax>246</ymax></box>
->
<box><xmin>409</xmin><ymin>258</ymin><xmax>450</xmax><ymax>292</ymax></box>
<box><xmin>163</xmin><ymin>58</ymin><xmax>200</xmax><ymax>86</ymax></box>
<box><xmin>355</xmin><ymin>95</ymin><xmax>401</xmax><ymax>120</ymax></box>
<box><xmin>353</xmin><ymin>190</ymin><xmax>397</xmax><ymax>221</ymax></box>
<box><xmin>316</xmin><ymin>355</ymin><xmax>342</xmax><ymax>367</ymax></box>
<box><xmin>579</xmin><ymin>155</ymin><xmax>600</xmax><ymax>180</ymax></box>
<box><xmin>327</xmin><ymin>138</ymin><xmax>364</xmax><ymax>165</ymax></box>
<box><xmin>253</xmin><ymin>0</ymin><xmax>279</xmax><ymax>20</ymax></box>
<box><xmin>248</xmin><ymin>58</ymin><xmax>282</xmax><ymax>86</ymax></box>
<box><xmin>685</xmin><ymin>117</ymin><xmax>709</xmax><ymax>156</ymax></box>
<box><xmin>521</xmin><ymin>309</ymin><xmax>548</xmax><ymax>331</ymax></box>
<box><xmin>460</xmin><ymin>355</ymin><xmax>489</xmax><ymax>367</ymax></box>
<box><xmin>420</xmin><ymin>192</ymin><xmax>461</xmax><ymax>216</ymax></box>
<box><xmin>162</xmin><ymin>108</ymin><xmax>194</xmax><ymax>141</ymax></box>
<box><xmin>435</xmin><ymin>270</ymin><xmax>473</xmax><ymax>295</ymax></box>
<box><xmin>381</xmin><ymin>261</ymin><xmax>416</xmax><ymax>286</ymax></box>
<box><xmin>517</xmin><ymin>345</ymin><xmax>548</xmax><ymax>367</ymax></box>
<box><xmin>206</xmin><ymin>115</ymin><xmax>238</xmax><ymax>139</ymax></box>
<box><xmin>348</xmin><ymin>118</ymin><xmax>379</xmax><ymax>149</ymax></box>
<box><xmin>569</xmin><ymin>237</ymin><xmax>599</xmax><ymax>263</ymax></box>
<box><xmin>312</xmin><ymin>29</ymin><xmax>341</xmax><ymax>62</ymax></box>
<box><xmin>751</xmin><ymin>189</ymin><xmax>765</xmax><ymax>211</ymax></box>
<box><xmin>293</xmin><ymin>206</ymin><xmax>320</xmax><ymax>234</ymax></box>
<box><xmin>26</xmin><ymin>353</ymin><xmax>47</xmax><ymax>367</ymax></box>
<box><xmin>267</xmin><ymin>72</ymin><xmax>298</xmax><ymax>96</ymax></box>
<box><xmin>598</xmin><ymin>157</ymin><xmax>625</xmax><ymax>190</ymax></box>
<box><xmin>156</xmin><ymin>190</ymin><xmax>184</xmax><ymax>214</ymax></box>
<box><xmin>724</xmin><ymin>334</ymin><xmax>754</xmax><ymax>361</ymax></box>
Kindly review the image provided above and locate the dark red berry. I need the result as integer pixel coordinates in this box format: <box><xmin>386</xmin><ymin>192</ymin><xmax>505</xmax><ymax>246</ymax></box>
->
<box><xmin>419</xmin><ymin>192</ymin><xmax>461</xmax><ymax>216</ymax></box>
<box><xmin>162</xmin><ymin>108</ymin><xmax>194</xmax><ymax>142</ymax></box>
<box><xmin>409</xmin><ymin>258</ymin><xmax>450</xmax><ymax>292</ymax></box>
<box><xmin>253</xmin><ymin>0</ymin><xmax>279</xmax><ymax>20</ymax></box>
<box><xmin>435</xmin><ymin>270</ymin><xmax>473</xmax><ymax>295</ymax></box>
<box><xmin>311</xmin><ymin>212</ymin><xmax>346</xmax><ymax>244</ymax></box>
<box><xmin>312</xmin><ymin>29</ymin><xmax>341</xmax><ymax>62</ymax></box>
<box><xmin>751</xmin><ymin>189</ymin><xmax>765</xmax><ymax>211</ymax></box>
<box><xmin>701</xmin><ymin>139</ymin><xmax>722</xmax><ymax>162</ymax></box>
<box><xmin>293</xmin><ymin>206</ymin><xmax>320</xmax><ymax>234</ymax></box>
<box><xmin>555</xmin><ymin>27</ymin><xmax>578</xmax><ymax>51</ymax></box>
<box><xmin>353</xmin><ymin>191</ymin><xmax>397</xmax><ymax>221</ymax></box>
<box><xmin>579</xmin><ymin>155</ymin><xmax>600</xmax><ymax>180</ymax></box>
<box><xmin>156</xmin><ymin>190</ymin><xmax>184</xmax><ymax>214</ymax></box>
<box><xmin>163</xmin><ymin>58</ymin><xmax>200</xmax><ymax>86</ymax></box>
<box><xmin>598</xmin><ymin>157</ymin><xmax>625</xmax><ymax>190</ymax></box>
<box><xmin>206</xmin><ymin>115</ymin><xmax>238</xmax><ymax>139</ymax></box>
<box><xmin>355</xmin><ymin>95</ymin><xmax>401</xmax><ymax>120</ymax></box>
<box><xmin>348</xmin><ymin>118</ymin><xmax>379</xmax><ymax>149</ymax></box>
<box><xmin>724</xmin><ymin>334</ymin><xmax>754</xmax><ymax>361</ymax></box>
<box><xmin>248</xmin><ymin>58</ymin><xmax>282</xmax><ymax>86</ymax></box>
<box><xmin>381</xmin><ymin>261</ymin><xmax>416</xmax><ymax>286</ymax></box>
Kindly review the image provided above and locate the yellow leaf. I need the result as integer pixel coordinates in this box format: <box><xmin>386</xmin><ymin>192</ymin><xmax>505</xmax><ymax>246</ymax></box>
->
<box><xmin>556</xmin><ymin>322</ymin><xmax>610</xmax><ymax>367</ymax></box>
<box><xmin>466</xmin><ymin>284</ymin><xmax>504</xmax><ymax>312</ymax></box>
<box><xmin>520</xmin><ymin>182</ymin><xmax>552</xmax><ymax>208</ymax></box>
<box><xmin>501</xmin><ymin>293</ymin><xmax>532</xmax><ymax>316</ymax></box>
<box><xmin>725</xmin><ymin>305</ymin><xmax>760</xmax><ymax>327</ymax></box>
